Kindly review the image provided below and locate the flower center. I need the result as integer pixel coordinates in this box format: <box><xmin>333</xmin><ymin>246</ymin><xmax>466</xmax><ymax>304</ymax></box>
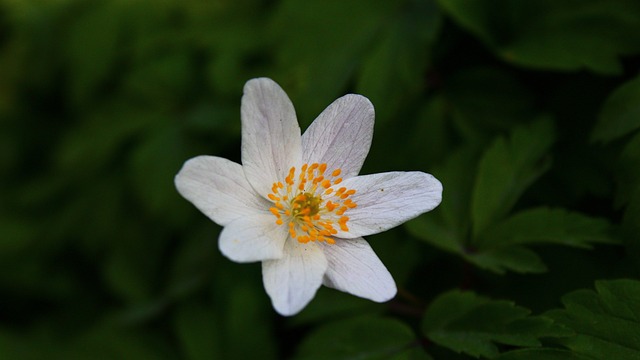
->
<box><xmin>267</xmin><ymin>163</ymin><xmax>357</xmax><ymax>244</ymax></box>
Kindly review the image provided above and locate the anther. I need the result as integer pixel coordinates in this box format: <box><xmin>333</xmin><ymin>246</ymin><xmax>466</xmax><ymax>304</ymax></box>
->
<box><xmin>266</xmin><ymin>163</ymin><xmax>357</xmax><ymax>245</ymax></box>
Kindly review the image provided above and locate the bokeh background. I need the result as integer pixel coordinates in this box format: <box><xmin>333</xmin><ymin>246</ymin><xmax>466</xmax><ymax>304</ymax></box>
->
<box><xmin>2</xmin><ymin>0</ymin><xmax>640</xmax><ymax>359</ymax></box>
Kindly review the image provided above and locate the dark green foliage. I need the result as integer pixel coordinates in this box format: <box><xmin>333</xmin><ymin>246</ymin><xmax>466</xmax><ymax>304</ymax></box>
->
<box><xmin>546</xmin><ymin>280</ymin><xmax>640</xmax><ymax>360</ymax></box>
<box><xmin>471</xmin><ymin>118</ymin><xmax>556</xmax><ymax>236</ymax></box>
<box><xmin>592</xmin><ymin>75</ymin><xmax>640</xmax><ymax>142</ymax></box>
<box><xmin>422</xmin><ymin>290</ymin><xmax>569</xmax><ymax>358</ymax></box>
<box><xmin>437</xmin><ymin>0</ymin><xmax>640</xmax><ymax>74</ymax></box>
<box><xmin>2</xmin><ymin>0</ymin><xmax>640</xmax><ymax>358</ymax></box>
<box><xmin>497</xmin><ymin>349</ymin><xmax>590</xmax><ymax>360</ymax></box>
<box><xmin>406</xmin><ymin>120</ymin><xmax>616</xmax><ymax>274</ymax></box>
<box><xmin>295</xmin><ymin>316</ymin><xmax>429</xmax><ymax>360</ymax></box>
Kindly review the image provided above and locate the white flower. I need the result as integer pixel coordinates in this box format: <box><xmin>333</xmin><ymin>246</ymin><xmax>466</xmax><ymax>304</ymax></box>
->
<box><xmin>175</xmin><ymin>78</ymin><xmax>442</xmax><ymax>316</ymax></box>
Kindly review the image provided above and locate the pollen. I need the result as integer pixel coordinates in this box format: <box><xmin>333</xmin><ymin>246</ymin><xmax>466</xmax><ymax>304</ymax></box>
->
<box><xmin>266</xmin><ymin>163</ymin><xmax>357</xmax><ymax>244</ymax></box>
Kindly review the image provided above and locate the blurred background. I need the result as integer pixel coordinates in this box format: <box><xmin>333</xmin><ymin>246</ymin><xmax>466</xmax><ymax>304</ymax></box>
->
<box><xmin>2</xmin><ymin>0</ymin><xmax>640</xmax><ymax>358</ymax></box>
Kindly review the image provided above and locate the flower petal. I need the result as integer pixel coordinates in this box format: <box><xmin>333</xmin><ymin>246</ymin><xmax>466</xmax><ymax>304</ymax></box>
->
<box><xmin>322</xmin><ymin>237</ymin><xmax>396</xmax><ymax>302</ymax></box>
<box><xmin>262</xmin><ymin>240</ymin><xmax>328</xmax><ymax>316</ymax></box>
<box><xmin>302</xmin><ymin>94</ymin><xmax>374</xmax><ymax>179</ymax></box>
<box><xmin>219</xmin><ymin>214</ymin><xmax>288</xmax><ymax>263</ymax></box>
<box><xmin>175</xmin><ymin>156</ymin><xmax>269</xmax><ymax>226</ymax></box>
<box><xmin>335</xmin><ymin>172</ymin><xmax>442</xmax><ymax>238</ymax></box>
<box><xmin>241</xmin><ymin>78</ymin><xmax>302</xmax><ymax>197</ymax></box>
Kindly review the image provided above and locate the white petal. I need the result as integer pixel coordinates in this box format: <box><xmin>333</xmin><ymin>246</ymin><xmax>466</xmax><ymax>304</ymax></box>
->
<box><xmin>262</xmin><ymin>240</ymin><xmax>328</xmax><ymax>316</ymax></box>
<box><xmin>219</xmin><ymin>214</ymin><xmax>288</xmax><ymax>263</ymax></box>
<box><xmin>302</xmin><ymin>94</ymin><xmax>374</xmax><ymax>179</ymax></box>
<box><xmin>335</xmin><ymin>172</ymin><xmax>443</xmax><ymax>238</ymax></box>
<box><xmin>241</xmin><ymin>78</ymin><xmax>302</xmax><ymax>197</ymax></box>
<box><xmin>322</xmin><ymin>237</ymin><xmax>396</xmax><ymax>302</ymax></box>
<box><xmin>175</xmin><ymin>156</ymin><xmax>269</xmax><ymax>226</ymax></box>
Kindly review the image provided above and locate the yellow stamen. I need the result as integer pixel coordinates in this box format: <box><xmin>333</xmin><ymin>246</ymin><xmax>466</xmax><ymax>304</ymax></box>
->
<box><xmin>266</xmin><ymin>163</ymin><xmax>357</xmax><ymax>245</ymax></box>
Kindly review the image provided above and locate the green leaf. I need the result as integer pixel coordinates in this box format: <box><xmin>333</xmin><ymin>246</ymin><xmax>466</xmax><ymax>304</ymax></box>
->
<box><xmin>54</xmin><ymin>104</ymin><xmax>152</xmax><ymax>174</ymax></box>
<box><xmin>124</xmin><ymin>52</ymin><xmax>193</xmax><ymax>104</ymax></box>
<box><xmin>222</xmin><ymin>280</ymin><xmax>278</xmax><ymax>360</ymax></box>
<box><xmin>101</xmin><ymin>196</ymin><xmax>171</xmax><ymax>304</ymax></box>
<box><xmin>166</xmin><ymin>225</ymin><xmax>216</xmax><ymax>300</ymax></box>
<box><xmin>443</xmin><ymin>67</ymin><xmax>535</xmax><ymax>139</ymax></box>
<box><xmin>66</xmin><ymin>1</ymin><xmax>122</xmax><ymax>105</ymax></box>
<box><xmin>437</xmin><ymin>0</ymin><xmax>640</xmax><ymax>74</ymax></box>
<box><xmin>174</xmin><ymin>300</ymin><xmax>222</xmax><ymax>360</ymax></box>
<box><xmin>63</xmin><ymin>323</ymin><xmax>174</xmax><ymax>359</ymax></box>
<box><xmin>614</xmin><ymin>147</ymin><xmax>640</xmax><ymax>200</ymax></box>
<box><xmin>270</xmin><ymin>0</ymin><xmax>399</xmax><ymax>124</ymax></box>
<box><xmin>465</xmin><ymin>207</ymin><xmax>616</xmax><ymax>274</ymax></box>
<box><xmin>405</xmin><ymin>146</ymin><xmax>479</xmax><ymax>255</ymax></box>
<box><xmin>405</xmin><ymin>97</ymin><xmax>454</xmax><ymax>167</ymax></box>
<box><xmin>471</xmin><ymin>118</ymin><xmax>555</xmax><ymax>237</ymax></box>
<box><xmin>200</xmin><ymin>3</ymin><xmax>267</xmax><ymax>96</ymax></box>
<box><xmin>547</xmin><ymin>279</ymin><xmax>640</xmax><ymax>359</ymax></box>
<box><xmin>357</xmin><ymin>0</ymin><xmax>442</xmax><ymax>124</ymax></box>
<box><xmin>407</xmin><ymin>121</ymin><xmax>613</xmax><ymax>275</ymax></box>
<box><xmin>497</xmin><ymin>349</ymin><xmax>590</xmax><ymax>360</ymax></box>
<box><xmin>622</xmin><ymin>186</ymin><xmax>640</xmax><ymax>271</ymax></box>
<box><xmin>0</xmin><ymin>215</ymin><xmax>36</xmax><ymax>255</ymax></box>
<box><xmin>623</xmin><ymin>184</ymin><xmax>640</xmax><ymax>238</ymax></box>
<box><xmin>477</xmin><ymin>207</ymin><xmax>616</xmax><ymax>249</ymax></box>
<box><xmin>291</xmin><ymin>287</ymin><xmax>381</xmax><ymax>326</ymax></box>
<box><xmin>0</xmin><ymin>327</ymin><xmax>56</xmax><ymax>359</ymax></box>
<box><xmin>129</xmin><ymin>122</ymin><xmax>187</xmax><ymax>221</ymax></box>
<box><xmin>432</xmin><ymin>146</ymin><xmax>480</xmax><ymax>242</ymax></box>
<box><xmin>422</xmin><ymin>290</ymin><xmax>569</xmax><ymax>358</ymax></box>
<box><xmin>296</xmin><ymin>316</ymin><xmax>427</xmax><ymax>360</ymax></box>
<box><xmin>615</xmin><ymin>132</ymin><xmax>640</xmax><ymax>207</ymax></box>
<box><xmin>592</xmin><ymin>75</ymin><xmax>640</xmax><ymax>142</ymax></box>
<box><xmin>104</xmin><ymin>241</ymin><xmax>154</xmax><ymax>304</ymax></box>
<box><xmin>466</xmin><ymin>246</ymin><xmax>547</xmax><ymax>274</ymax></box>
<box><xmin>406</xmin><ymin>215</ymin><xmax>461</xmax><ymax>254</ymax></box>
<box><xmin>499</xmin><ymin>1</ymin><xmax>640</xmax><ymax>74</ymax></box>
<box><xmin>434</xmin><ymin>0</ymin><xmax>502</xmax><ymax>45</ymax></box>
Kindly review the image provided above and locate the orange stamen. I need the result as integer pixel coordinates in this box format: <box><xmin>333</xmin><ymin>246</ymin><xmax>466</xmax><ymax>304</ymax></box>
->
<box><xmin>265</xmin><ymin>163</ymin><xmax>356</xmax><ymax>245</ymax></box>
